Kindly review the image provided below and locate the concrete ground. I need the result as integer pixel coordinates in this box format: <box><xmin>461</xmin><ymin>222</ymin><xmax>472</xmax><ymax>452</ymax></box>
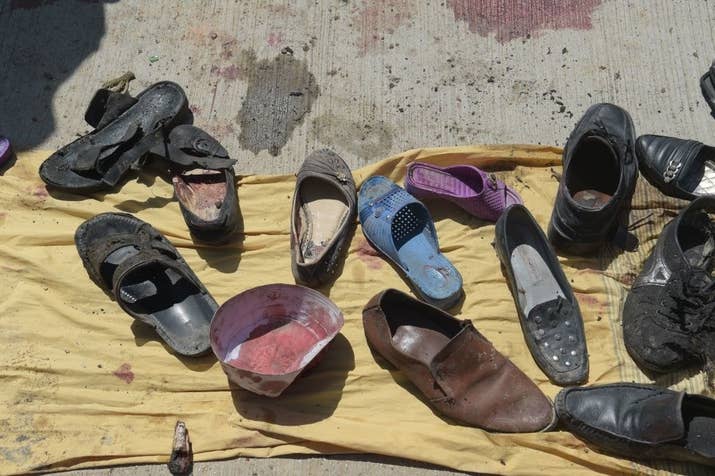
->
<box><xmin>1</xmin><ymin>0</ymin><xmax>713</xmax><ymax>474</ymax></box>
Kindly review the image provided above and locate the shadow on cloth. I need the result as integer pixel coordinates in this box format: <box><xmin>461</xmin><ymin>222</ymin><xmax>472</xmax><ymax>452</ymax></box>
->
<box><xmin>230</xmin><ymin>333</ymin><xmax>355</xmax><ymax>425</ymax></box>
<box><xmin>130</xmin><ymin>320</ymin><xmax>219</xmax><ymax>372</ymax></box>
<box><xmin>0</xmin><ymin>1</ymin><xmax>117</xmax><ymax>150</ymax></box>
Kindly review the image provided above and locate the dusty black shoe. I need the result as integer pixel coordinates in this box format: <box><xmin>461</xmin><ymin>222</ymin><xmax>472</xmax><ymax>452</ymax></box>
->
<box><xmin>623</xmin><ymin>197</ymin><xmax>715</xmax><ymax>383</ymax></box>
<box><xmin>700</xmin><ymin>60</ymin><xmax>715</xmax><ymax>117</ymax></box>
<box><xmin>556</xmin><ymin>383</ymin><xmax>715</xmax><ymax>467</ymax></box>
<box><xmin>637</xmin><ymin>134</ymin><xmax>715</xmax><ymax>201</ymax></box>
<box><xmin>547</xmin><ymin>103</ymin><xmax>638</xmax><ymax>254</ymax></box>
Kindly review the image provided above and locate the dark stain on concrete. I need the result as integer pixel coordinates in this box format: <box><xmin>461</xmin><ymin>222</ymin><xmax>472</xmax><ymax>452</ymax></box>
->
<box><xmin>312</xmin><ymin>113</ymin><xmax>393</xmax><ymax>161</ymax></box>
<box><xmin>354</xmin><ymin>0</ymin><xmax>414</xmax><ymax>55</ymax></box>
<box><xmin>210</xmin><ymin>64</ymin><xmax>241</xmax><ymax>81</ymax></box>
<box><xmin>237</xmin><ymin>50</ymin><xmax>319</xmax><ymax>156</ymax></box>
<box><xmin>447</xmin><ymin>0</ymin><xmax>603</xmax><ymax>43</ymax></box>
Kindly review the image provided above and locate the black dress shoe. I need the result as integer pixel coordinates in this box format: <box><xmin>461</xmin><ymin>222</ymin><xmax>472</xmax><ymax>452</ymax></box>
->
<box><xmin>556</xmin><ymin>383</ymin><xmax>715</xmax><ymax>467</ymax></box>
<box><xmin>637</xmin><ymin>134</ymin><xmax>715</xmax><ymax>200</ymax></box>
<box><xmin>701</xmin><ymin>60</ymin><xmax>715</xmax><ymax>117</ymax></box>
<box><xmin>494</xmin><ymin>204</ymin><xmax>588</xmax><ymax>386</ymax></box>
<box><xmin>548</xmin><ymin>103</ymin><xmax>638</xmax><ymax>254</ymax></box>
<box><xmin>623</xmin><ymin>197</ymin><xmax>715</xmax><ymax>379</ymax></box>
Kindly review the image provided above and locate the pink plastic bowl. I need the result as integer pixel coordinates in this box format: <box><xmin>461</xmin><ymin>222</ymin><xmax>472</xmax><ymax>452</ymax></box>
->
<box><xmin>210</xmin><ymin>284</ymin><xmax>344</xmax><ymax>397</ymax></box>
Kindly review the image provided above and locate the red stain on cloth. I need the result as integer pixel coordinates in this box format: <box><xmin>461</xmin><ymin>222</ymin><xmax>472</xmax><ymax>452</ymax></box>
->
<box><xmin>447</xmin><ymin>0</ymin><xmax>603</xmax><ymax>43</ymax></box>
<box><xmin>113</xmin><ymin>363</ymin><xmax>134</xmax><ymax>384</ymax></box>
<box><xmin>356</xmin><ymin>238</ymin><xmax>384</xmax><ymax>269</ymax></box>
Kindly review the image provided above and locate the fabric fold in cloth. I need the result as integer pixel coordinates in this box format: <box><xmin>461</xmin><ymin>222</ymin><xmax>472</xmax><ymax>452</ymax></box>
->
<box><xmin>0</xmin><ymin>146</ymin><xmax>708</xmax><ymax>475</ymax></box>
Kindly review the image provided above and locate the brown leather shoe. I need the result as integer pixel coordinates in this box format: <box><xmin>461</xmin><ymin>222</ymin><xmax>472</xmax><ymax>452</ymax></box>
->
<box><xmin>363</xmin><ymin>289</ymin><xmax>556</xmax><ymax>432</ymax></box>
<box><xmin>290</xmin><ymin>149</ymin><xmax>356</xmax><ymax>287</ymax></box>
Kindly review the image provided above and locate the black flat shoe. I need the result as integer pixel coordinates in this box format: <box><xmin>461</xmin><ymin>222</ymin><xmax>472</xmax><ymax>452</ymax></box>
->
<box><xmin>623</xmin><ymin>197</ymin><xmax>715</xmax><ymax>380</ymax></box>
<box><xmin>636</xmin><ymin>134</ymin><xmax>715</xmax><ymax>200</ymax></box>
<box><xmin>548</xmin><ymin>103</ymin><xmax>638</xmax><ymax>254</ymax></box>
<box><xmin>556</xmin><ymin>383</ymin><xmax>715</xmax><ymax>467</ymax></box>
<box><xmin>40</xmin><ymin>81</ymin><xmax>189</xmax><ymax>193</ymax></box>
<box><xmin>494</xmin><ymin>204</ymin><xmax>588</xmax><ymax>386</ymax></box>
<box><xmin>161</xmin><ymin>125</ymin><xmax>239</xmax><ymax>243</ymax></box>
<box><xmin>75</xmin><ymin>212</ymin><xmax>217</xmax><ymax>356</ymax></box>
<box><xmin>290</xmin><ymin>149</ymin><xmax>356</xmax><ymax>287</ymax></box>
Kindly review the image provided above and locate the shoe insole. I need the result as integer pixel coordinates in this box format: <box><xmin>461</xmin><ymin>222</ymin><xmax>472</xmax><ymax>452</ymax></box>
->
<box><xmin>409</xmin><ymin>165</ymin><xmax>482</xmax><ymax>197</ymax></box>
<box><xmin>392</xmin><ymin>325</ymin><xmax>449</xmax><ymax>366</ymax></box>
<box><xmin>298</xmin><ymin>178</ymin><xmax>348</xmax><ymax>264</ymax></box>
<box><xmin>397</xmin><ymin>233</ymin><xmax>462</xmax><ymax>303</ymax></box>
<box><xmin>693</xmin><ymin>160</ymin><xmax>715</xmax><ymax>196</ymax></box>
<box><xmin>510</xmin><ymin>244</ymin><xmax>566</xmax><ymax>316</ymax></box>
<box><xmin>173</xmin><ymin>169</ymin><xmax>227</xmax><ymax>222</ymax></box>
<box><xmin>572</xmin><ymin>190</ymin><xmax>613</xmax><ymax>210</ymax></box>
<box><xmin>119</xmin><ymin>264</ymin><xmax>214</xmax><ymax>354</ymax></box>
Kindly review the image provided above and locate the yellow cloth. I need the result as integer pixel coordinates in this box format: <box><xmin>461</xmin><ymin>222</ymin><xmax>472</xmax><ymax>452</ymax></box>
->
<box><xmin>0</xmin><ymin>147</ymin><xmax>709</xmax><ymax>475</ymax></box>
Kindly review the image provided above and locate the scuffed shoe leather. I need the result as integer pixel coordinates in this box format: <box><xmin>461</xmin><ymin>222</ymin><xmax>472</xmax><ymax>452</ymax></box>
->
<box><xmin>548</xmin><ymin>103</ymin><xmax>638</xmax><ymax>254</ymax></box>
<box><xmin>556</xmin><ymin>383</ymin><xmax>715</xmax><ymax>467</ymax></box>
<box><xmin>363</xmin><ymin>288</ymin><xmax>556</xmax><ymax>433</ymax></box>
<box><xmin>623</xmin><ymin>197</ymin><xmax>715</xmax><ymax>382</ymax></box>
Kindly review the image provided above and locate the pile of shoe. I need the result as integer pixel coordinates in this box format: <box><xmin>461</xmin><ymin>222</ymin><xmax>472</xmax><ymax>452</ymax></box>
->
<box><xmin>36</xmin><ymin>65</ymin><xmax>715</xmax><ymax>469</ymax></box>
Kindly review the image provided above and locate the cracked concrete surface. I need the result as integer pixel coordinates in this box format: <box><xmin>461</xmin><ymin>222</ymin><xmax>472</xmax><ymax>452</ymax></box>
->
<box><xmin>1</xmin><ymin>0</ymin><xmax>714</xmax><ymax>474</ymax></box>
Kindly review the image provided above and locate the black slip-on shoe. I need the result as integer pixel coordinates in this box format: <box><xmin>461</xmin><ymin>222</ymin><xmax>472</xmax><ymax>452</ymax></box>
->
<box><xmin>290</xmin><ymin>149</ymin><xmax>357</xmax><ymax>287</ymax></box>
<box><xmin>556</xmin><ymin>383</ymin><xmax>715</xmax><ymax>467</ymax></box>
<box><xmin>636</xmin><ymin>134</ymin><xmax>715</xmax><ymax>201</ymax></box>
<box><xmin>494</xmin><ymin>204</ymin><xmax>588</xmax><ymax>386</ymax></box>
<box><xmin>700</xmin><ymin>60</ymin><xmax>715</xmax><ymax>117</ymax></box>
<box><xmin>623</xmin><ymin>197</ymin><xmax>715</xmax><ymax>380</ymax></box>
<box><xmin>548</xmin><ymin>103</ymin><xmax>638</xmax><ymax>254</ymax></box>
<box><xmin>162</xmin><ymin>125</ymin><xmax>239</xmax><ymax>244</ymax></box>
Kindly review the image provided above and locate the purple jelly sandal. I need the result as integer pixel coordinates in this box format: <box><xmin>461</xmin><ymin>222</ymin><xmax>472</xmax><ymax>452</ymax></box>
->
<box><xmin>405</xmin><ymin>162</ymin><xmax>522</xmax><ymax>222</ymax></box>
<box><xmin>0</xmin><ymin>136</ymin><xmax>15</xmax><ymax>171</ymax></box>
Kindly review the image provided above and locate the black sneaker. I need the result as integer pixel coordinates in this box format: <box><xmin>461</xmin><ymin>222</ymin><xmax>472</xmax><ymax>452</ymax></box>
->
<box><xmin>547</xmin><ymin>103</ymin><xmax>638</xmax><ymax>254</ymax></box>
<box><xmin>623</xmin><ymin>197</ymin><xmax>715</xmax><ymax>382</ymax></box>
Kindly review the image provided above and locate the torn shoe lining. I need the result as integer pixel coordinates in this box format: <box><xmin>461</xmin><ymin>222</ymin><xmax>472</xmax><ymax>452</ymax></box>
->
<box><xmin>297</xmin><ymin>177</ymin><xmax>349</xmax><ymax>265</ymax></box>
<box><xmin>173</xmin><ymin>169</ymin><xmax>227</xmax><ymax>222</ymax></box>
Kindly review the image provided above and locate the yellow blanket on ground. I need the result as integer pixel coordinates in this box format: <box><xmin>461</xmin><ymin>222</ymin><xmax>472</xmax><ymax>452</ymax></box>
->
<box><xmin>0</xmin><ymin>147</ymin><xmax>709</xmax><ymax>475</ymax></box>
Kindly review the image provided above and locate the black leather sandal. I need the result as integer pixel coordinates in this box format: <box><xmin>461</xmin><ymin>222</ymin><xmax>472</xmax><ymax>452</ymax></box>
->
<box><xmin>40</xmin><ymin>81</ymin><xmax>189</xmax><ymax>193</ymax></box>
<box><xmin>75</xmin><ymin>212</ymin><xmax>217</xmax><ymax>356</ymax></box>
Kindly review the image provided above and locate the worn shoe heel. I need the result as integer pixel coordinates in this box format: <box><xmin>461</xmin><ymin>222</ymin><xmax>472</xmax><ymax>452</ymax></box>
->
<box><xmin>547</xmin><ymin>220</ymin><xmax>601</xmax><ymax>255</ymax></box>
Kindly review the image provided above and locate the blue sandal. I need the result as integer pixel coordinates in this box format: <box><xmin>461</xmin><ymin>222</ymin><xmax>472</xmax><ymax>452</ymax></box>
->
<box><xmin>358</xmin><ymin>176</ymin><xmax>463</xmax><ymax>308</ymax></box>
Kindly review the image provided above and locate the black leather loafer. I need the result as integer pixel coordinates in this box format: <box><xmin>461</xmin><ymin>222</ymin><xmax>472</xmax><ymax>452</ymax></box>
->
<box><xmin>290</xmin><ymin>149</ymin><xmax>357</xmax><ymax>287</ymax></box>
<box><xmin>623</xmin><ymin>197</ymin><xmax>715</xmax><ymax>379</ymax></box>
<box><xmin>548</xmin><ymin>103</ymin><xmax>638</xmax><ymax>254</ymax></box>
<box><xmin>636</xmin><ymin>134</ymin><xmax>715</xmax><ymax>200</ymax></box>
<box><xmin>701</xmin><ymin>60</ymin><xmax>715</xmax><ymax>117</ymax></box>
<box><xmin>494</xmin><ymin>204</ymin><xmax>588</xmax><ymax>386</ymax></box>
<box><xmin>556</xmin><ymin>383</ymin><xmax>715</xmax><ymax>467</ymax></box>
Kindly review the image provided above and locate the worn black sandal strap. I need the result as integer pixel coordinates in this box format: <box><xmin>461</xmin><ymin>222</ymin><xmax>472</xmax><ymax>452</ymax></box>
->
<box><xmin>87</xmin><ymin>224</ymin><xmax>178</xmax><ymax>290</ymax></box>
<box><xmin>72</xmin><ymin>123</ymin><xmax>142</xmax><ymax>173</ymax></box>
<box><xmin>85</xmin><ymin>89</ymin><xmax>139</xmax><ymax>129</ymax></box>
